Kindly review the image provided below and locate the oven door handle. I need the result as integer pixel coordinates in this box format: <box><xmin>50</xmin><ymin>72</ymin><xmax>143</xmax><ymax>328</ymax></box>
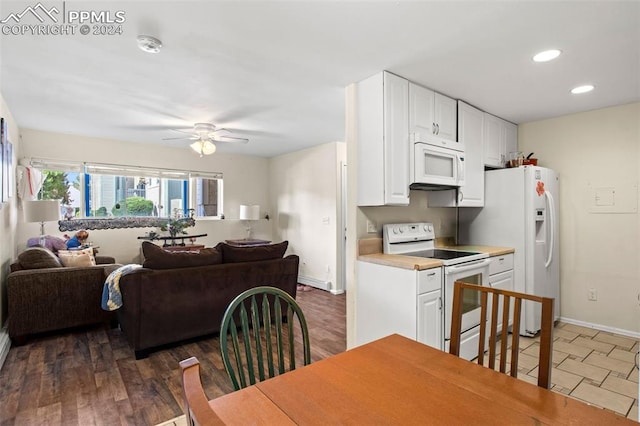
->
<box><xmin>445</xmin><ymin>259</ymin><xmax>491</xmax><ymax>274</ymax></box>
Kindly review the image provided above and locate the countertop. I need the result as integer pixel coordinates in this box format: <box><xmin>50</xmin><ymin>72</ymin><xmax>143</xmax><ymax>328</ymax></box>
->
<box><xmin>357</xmin><ymin>238</ymin><xmax>514</xmax><ymax>271</ymax></box>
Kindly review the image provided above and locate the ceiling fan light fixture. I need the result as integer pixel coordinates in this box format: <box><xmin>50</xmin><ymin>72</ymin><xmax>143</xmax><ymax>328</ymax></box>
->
<box><xmin>190</xmin><ymin>140</ymin><xmax>217</xmax><ymax>156</ymax></box>
<box><xmin>137</xmin><ymin>35</ymin><xmax>163</xmax><ymax>53</ymax></box>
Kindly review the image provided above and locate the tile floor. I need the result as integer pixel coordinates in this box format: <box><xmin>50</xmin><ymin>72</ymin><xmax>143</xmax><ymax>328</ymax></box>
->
<box><xmin>157</xmin><ymin>322</ymin><xmax>639</xmax><ymax>425</ymax></box>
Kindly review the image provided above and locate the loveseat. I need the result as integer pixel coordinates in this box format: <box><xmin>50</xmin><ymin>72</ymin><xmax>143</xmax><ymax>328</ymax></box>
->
<box><xmin>8</xmin><ymin>247</ymin><xmax>117</xmax><ymax>344</ymax></box>
<box><xmin>117</xmin><ymin>241</ymin><xmax>299</xmax><ymax>359</ymax></box>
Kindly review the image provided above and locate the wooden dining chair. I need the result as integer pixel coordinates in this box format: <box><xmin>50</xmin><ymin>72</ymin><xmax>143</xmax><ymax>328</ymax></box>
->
<box><xmin>179</xmin><ymin>357</ymin><xmax>225</xmax><ymax>426</ymax></box>
<box><xmin>449</xmin><ymin>280</ymin><xmax>555</xmax><ymax>389</ymax></box>
<box><xmin>219</xmin><ymin>286</ymin><xmax>311</xmax><ymax>391</ymax></box>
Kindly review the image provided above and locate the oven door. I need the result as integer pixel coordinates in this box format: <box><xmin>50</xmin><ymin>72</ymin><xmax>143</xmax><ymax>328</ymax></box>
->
<box><xmin>444</xmin><ymin>259</ymin><xmax>490</xmax><ymax>340</ymax></box>
<box><xmin>413</xmin><ymin>143</ymin><xmax>465</xmax><ymax>187</ymax></box>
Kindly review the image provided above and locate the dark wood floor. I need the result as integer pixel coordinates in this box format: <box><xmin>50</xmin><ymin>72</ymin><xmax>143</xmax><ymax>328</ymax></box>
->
<box><xmin>0</xmin><ymin>288</ymin><xmax>346</xmax><ymax>426</ymax></box>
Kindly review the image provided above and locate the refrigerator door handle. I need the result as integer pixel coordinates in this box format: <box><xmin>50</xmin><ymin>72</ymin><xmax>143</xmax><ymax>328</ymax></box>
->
<box><xmin>544</xmin><ymin>191</ymin><xmax>555</xmax><ymax>268</ymax></box>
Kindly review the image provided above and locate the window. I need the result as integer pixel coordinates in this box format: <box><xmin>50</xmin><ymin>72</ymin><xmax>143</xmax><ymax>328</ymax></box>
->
<box><xmin>33</xmin><ymin>159</ymin><xmax>223</xmax><ymax>219</ymax></box>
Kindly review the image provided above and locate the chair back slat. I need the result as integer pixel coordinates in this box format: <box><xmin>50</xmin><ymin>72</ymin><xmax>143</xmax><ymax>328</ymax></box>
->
<box><xmin>261</xmin><ymin>296</ymin><xmax>275</xmax><ymax>379</ymax></box>
<box><xmin>238</xmin><ymin>303</ymin><xmax>256</xmax><ymax>386</ymax></box>
<box><xmin>449</xmin><ymin>281</ymin><xmax>555</xmax><ymax>389</ymax></box>
<box><xmin>488</xmin><ymin>292</ymin><xmax>499</xmax><ymax>369</ymax></box>
<box><xmin>498</xmin><ymin>295</ymin><xmax>509</xmax><ymax>373</ymax></box>
<box><xmin>538</xmin><ymin>297</ymin><xmax>555</xmax><ymax>389</ymax></box>
<box><xmin>220</xmin><ymin>286</ymin><xmax>311</xmax><ymax>391</ymax></box>
<box><xmin>287</xmin><ymin>306</ymin><xmax>296</xmax><ymax>370</ymax></box>
<box><xmin>227</xmin><ymin>318</ymin><xmax>244</xmax><ymax>389</ymax></box>
<box><xmin>509</xmin><ymin>298</ymin><xmax>522</xmax><ymax>377</ymax></box>
<box><xmin>272</xmin><ymin>297</ymin><xmax>285</xmax><ymax>374</ymax></box>
<box><xmin>249</xmin><ymin>295</ymin><xmax>266</xmax><ymax>383</ymax></box>
<box><xmin>477</xmin><ymin>291</ymin><xmax>488</xmax><ymax>364</ymax></box>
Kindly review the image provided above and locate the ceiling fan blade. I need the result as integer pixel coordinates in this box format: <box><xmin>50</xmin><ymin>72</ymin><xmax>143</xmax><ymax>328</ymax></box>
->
<box><xmin>162</xmin><ymin>136</ymin><xmax>198</xmax><ymax>141</ymax></box>
<box><xmin>170</xmin><ymin>128</ymin><xmax>197</xmax><ymax>135</ymax></box>
<box><xmin>215</xmin><ymin>135</ymin><xmax>249</xmax><ymax>144</ymax></box>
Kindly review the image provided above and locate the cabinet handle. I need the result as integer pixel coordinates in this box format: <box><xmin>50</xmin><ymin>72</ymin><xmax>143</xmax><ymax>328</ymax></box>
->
<box><xmin>458</xmin><ymin>190</ymin><xmax>463</xmax><ymax>202</ymax></box>
<box><xmin>432</xmin><ymin>123</ymin><xmax>436</xmax><ymax>134</ymax></box>
<box><xmin>439</xmin><ymin>297</ymin><xmax>442</xmax><ymax>310</ymax></box>
<box><xmin>427</xmin><ymin>272</ymin><xmax>436</xmax><ymax>277</ymax></box>
<box><xmin>436</xmin><ymin>123</ymin><xmax>440</xmax><ymax>135</ymax></box>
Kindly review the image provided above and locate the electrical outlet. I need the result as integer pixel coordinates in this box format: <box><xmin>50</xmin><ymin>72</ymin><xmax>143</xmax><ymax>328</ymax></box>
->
<box><xmin>588</xmin><ymin>288</ymin><xmax>597</xmax><ymax>301</ymax></box>
<box><xmin>366</xmin><ymin>220</ymin><xmax>376</xmax><ymax>233</ymax></box>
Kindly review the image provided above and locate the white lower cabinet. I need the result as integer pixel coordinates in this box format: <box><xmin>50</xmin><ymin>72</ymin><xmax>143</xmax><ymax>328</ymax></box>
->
<box><xmin>356</xmin><ymin>261</ymin><xmax>442</xmax><ymax>350</ymax></box>
<box><xmin>488</xmin><ymin>254</ymin><xmax>514</xmax><ymax>334</ymax></box>
<box><xmin>417</xmin><ymin>289</ymin><xmax>442</xmax><ymax>349</ymax></box>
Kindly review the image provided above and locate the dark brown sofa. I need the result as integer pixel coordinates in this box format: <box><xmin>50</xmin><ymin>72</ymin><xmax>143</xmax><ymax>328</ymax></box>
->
<box><xmin>117</xmin><ymin>241</ymin><xmax>299</xmax><ymax>359</ymax></box>
<box><xmin>8</xmin><ymin>247</ymin><xmax>117</xmax><ymax>344</ymax></box>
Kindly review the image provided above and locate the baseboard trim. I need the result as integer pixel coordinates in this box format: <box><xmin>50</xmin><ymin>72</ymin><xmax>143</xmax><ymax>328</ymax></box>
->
<box><xmin>298</xmin><ymin>275</ymin><xmax>331</xmax><ymax>291</ymax></box>
<box><xmin>559</xmin><ymin>316</ymin><xmax>640</xmax><ymax>339</ymax></box>
<box><xmin>330</xmin><ymin>289</ymin><xmax>345</xmax><ymax>295</ymax></box>
<box><xmin>0</xmin><ymin>327</ymin><xmax>11</xmax><ymax>371</ymax></box>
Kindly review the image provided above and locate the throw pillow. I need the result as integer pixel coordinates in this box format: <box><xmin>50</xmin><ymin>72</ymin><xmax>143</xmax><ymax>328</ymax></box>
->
<box><xmin>221</xmin><ymin>241</ymin><xmax>288</xmax><ymax>263</ymax></box>
<box><xmin>58</xmin><ymin>248</ymin><xmax>97</xmax><ymax>267</ymax></box>
<box><xmin>18</xmin><ymin>247</ymin><xmax>63</xmax><ymax>269</ymax></box>
<box><xmin>26</xmin><ymin>235</ymin><xmax>68</xmax><ymax>253</ymax></box>
<box><xmin>141</xmin><ymin>241</ymin><xmax>222</xmax><ymax>269</ymax></box>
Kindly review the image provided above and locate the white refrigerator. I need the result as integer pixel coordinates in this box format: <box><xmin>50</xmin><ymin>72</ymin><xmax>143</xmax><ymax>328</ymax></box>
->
<box><xmin>459</xmin><ymin>166</ymin><xmax>559</xmax><ymax>336</ymax></box>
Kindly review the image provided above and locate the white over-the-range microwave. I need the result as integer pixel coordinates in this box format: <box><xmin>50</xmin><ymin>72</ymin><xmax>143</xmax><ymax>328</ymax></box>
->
<box><xmin>411</xmin><ymin>141</ymin><xmax>465</xmax><ymax>190</ymax></box>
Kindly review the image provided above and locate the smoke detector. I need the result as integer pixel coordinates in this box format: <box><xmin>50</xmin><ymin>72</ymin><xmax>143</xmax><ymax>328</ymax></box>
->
<box><xmin>137</xmin><ymin>35</ymin><xmax>163</xmax><ymax>53</ymax></box>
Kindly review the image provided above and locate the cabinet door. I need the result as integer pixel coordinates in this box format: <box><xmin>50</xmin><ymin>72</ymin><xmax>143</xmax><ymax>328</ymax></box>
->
<box><xmin>457</xmin><ymin>101</ymin><xmax>484</xmax><ymax>207</ymax></box>
<box><xmin>417</xmin><ymin>290</ymin><xmax>442</xmax><ymax>350</ymax></box>
<box><xmin>383</xmin><ymin>72</ymin><xmax>410</xmax><ymax>205</ymax></box>
<box><xmin>483</xmin><ymin>113</ymin><xmax>503</xmax><ymax>168</ymax></box>
<box><xmin>434</xmin><ymin>93</ymin><xmax>458</xmax><ymax>144</ymax></box>
<box><xmin>504</xmin><ymin>121</ymin><xmax>518</xmax><ymax>161</ymax></box>
<box><xmin>409</xmin><ymin>82</ymin><xmax>435</xmax><ymax>142</ymax></box>
<box><xmin>490</xmin><ymin>269</ymin><xmax>514</xmax><ymax>333</ymax></box>
<box><xmin>428</xmin><ymin>101</ymin><xmax>483</xmax><ymax>208</ymax></box>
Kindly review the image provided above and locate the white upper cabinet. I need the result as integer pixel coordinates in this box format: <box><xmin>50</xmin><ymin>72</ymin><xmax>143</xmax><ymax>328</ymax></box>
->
<box><xmin>428</xmin><ymin>101</ymin><xmax>484</xmax><ymax>207</ymax></box>
<box><xmin>409</xmin><ymin>83</ymin><xmax>460</xmax><ymax>151</ymax></box>
<box><xmin>357</xmin><ymin>71</ymin><xmax>410</xmax><ymax>206</ymax></box>
<box><xmin>483</xmin><ymin>113</ymin><xmax>518</xmax><ymax>168</ymax></box>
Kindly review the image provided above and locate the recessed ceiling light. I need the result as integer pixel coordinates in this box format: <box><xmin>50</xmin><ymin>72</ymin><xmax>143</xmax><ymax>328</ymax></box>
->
<box><xmin>137</xmin><ymin>35</ymin><xmax>162</xmax><ymax>53</ymax></box>
<box><xmin>533</xmin><ymin>49</ymin><xmax>561</xmax><ymax>62</ymax></box>
<box><xmin>571</xmin><ymin>85</ymin><xmax>595</xmax><ymax>94</ymax></box>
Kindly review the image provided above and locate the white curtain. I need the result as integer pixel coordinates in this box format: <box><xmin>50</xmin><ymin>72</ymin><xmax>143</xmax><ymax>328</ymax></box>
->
<box><xmin>16</xmin><ymin>165</ymin><xmax>44</xmax><ymax>200</ymax></box>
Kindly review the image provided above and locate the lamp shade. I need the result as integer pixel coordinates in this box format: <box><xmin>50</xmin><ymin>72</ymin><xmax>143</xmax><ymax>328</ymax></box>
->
<box><xmin>239</xmin><ymin>204</ymin><xmax>260</xmax><ymax>221</ymax></box>
<box><xmin>24</xmin><ymin>200</ymin><xmax>61</xmax><ymax>223</ymax></box>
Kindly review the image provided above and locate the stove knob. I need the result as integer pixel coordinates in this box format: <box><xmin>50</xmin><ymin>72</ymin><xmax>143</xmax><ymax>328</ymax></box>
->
<box><xmin>398</xmin><ymin>227</ymin><xmax>404</xmax><ymax>233</ymax></box>
<box><xmin>427</xmin><ymin>225</ymin><xmax>433</xmax><ymax>232</ymax></box>
<box><xmin>392</xmin><ymin>227</ymin><xmax>398</xmax><ymax>234</ymax></box>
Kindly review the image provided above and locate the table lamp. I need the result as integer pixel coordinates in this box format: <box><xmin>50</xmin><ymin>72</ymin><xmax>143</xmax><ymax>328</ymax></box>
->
<box><xmin>239</xmin><ymin>204</ymin><xmax>260</xmax><ymax>239</ymax></box>
<box><xmin>24</xmin><ymin>200</ymin><xmax>61</xmax><ymax>247</ymax></box>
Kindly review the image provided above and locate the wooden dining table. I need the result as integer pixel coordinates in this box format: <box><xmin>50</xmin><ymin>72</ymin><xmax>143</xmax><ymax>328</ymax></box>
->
<box><xmin>205</xmin><ymin>334</ymin><xmax>635</xmax><ymax>425</ymax></box>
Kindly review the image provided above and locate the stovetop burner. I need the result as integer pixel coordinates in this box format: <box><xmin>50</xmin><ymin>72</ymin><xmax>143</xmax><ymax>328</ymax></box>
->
<box><xmin>382</xmin><ymin>222</ymin><xmax>489</xmax><ymax>266</ymax></box>
<box><xmin>404</xmin><ymin>249</ymin><xmax>484</xmax><ymax>260</ymax></box>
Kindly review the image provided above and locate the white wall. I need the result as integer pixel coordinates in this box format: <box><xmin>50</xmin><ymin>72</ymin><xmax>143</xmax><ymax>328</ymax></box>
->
<box><xmin>519</xmin><ymin>102</ymin><xmax>640</xmax><ymax>334</ymax></box>
<box><xmin>0</xmin><ymin>91</ymin><xmax>20</xmax><ymax>367</ymax></box>
<box><xmin>18</xmin><ymin>129</ymin><xmax>272</xmax><ymax>263</ymax></box>
<box><xmin>269</xmin><ymin>141</ymin><xmax>346</xmax><ymax>293</ymax></box>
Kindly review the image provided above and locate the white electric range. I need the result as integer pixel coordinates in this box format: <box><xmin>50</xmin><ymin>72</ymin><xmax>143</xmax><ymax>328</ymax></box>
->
<box><xmin>357</xmin><ymin>222</ymin><xmax>491</xmax><ymax>360</ymax></box>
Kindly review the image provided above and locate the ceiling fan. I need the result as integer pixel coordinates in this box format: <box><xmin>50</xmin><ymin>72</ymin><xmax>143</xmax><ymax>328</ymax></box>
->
<box><xmin>163</xmin><ymin>123</ymin><xmax>249</xmax><ymax>156</ymax></box>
